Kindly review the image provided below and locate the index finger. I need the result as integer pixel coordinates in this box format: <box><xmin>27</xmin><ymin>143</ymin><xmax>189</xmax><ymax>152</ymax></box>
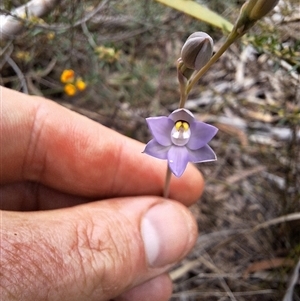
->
<box><xmin>1</xmin><ymin>87</ymin><xmax>204</xmax><ymax>205</ymax></box>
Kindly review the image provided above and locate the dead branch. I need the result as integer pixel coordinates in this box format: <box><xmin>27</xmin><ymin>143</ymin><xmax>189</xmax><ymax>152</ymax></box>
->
<box><xmin>0</xmin><ymin>0</ymin><xmax>59</xmax><ymax>38</ymax></box>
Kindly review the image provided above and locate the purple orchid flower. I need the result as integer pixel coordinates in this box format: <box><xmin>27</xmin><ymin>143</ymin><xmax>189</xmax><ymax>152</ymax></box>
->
<box><xmin>143</xmin><ymin>108</ymin><xmax>218</xmax><ymax>177</ymax></box>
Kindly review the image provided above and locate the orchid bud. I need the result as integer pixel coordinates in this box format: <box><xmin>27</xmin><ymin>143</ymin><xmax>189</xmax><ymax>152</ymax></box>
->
<box><xmin>235</xmin><ymin>0</ymin><xmax>279</xmax><ymax>34</ymax></box>
<box><xmin>181</xmin><ymin>32</ymin><xmax>213</xmax><ymax>71</ymax></box>
<box><xmin>177</xmin><ymin>58</ymin><xmax>194</xmax><ymax>80</ymax></box>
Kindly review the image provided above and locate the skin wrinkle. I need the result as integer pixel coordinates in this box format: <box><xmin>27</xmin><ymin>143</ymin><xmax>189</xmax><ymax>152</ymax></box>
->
<box><xmin>73</xmin><ymin>217</ymin><xmax>104</xmax><ymax>296</ymax></box>
<box><xmin>64</xmin><ymin>208</ymin><xmax>123</xmax><ymax>299</ymax></box>
<box><xmin>1</xmin><ymin>233</ymin><xmax>51</xmax><ymax>299</ymax></box>
<box><xmin>3</xmin><ymin>211</ymin><xmax>111</xmax><ymax>301</ymax></box>
<box><xmin>92</xmin><ymin>219</ymin><xmax>131</xmax><ymax>297</ymax></box>
<box><xmin>22</xmin><ymin>101</ymin><xmax>50</xmax><ymax>185</ymax></box>
<box><xmin>105</xmin><ymin>211</ymin><xmax>137</xmax><ymax>288</ymax></box>
<box><xmin>107</xmin><ymin>140</ymin><xmax>125</xmax><ymax>197</ymax></box>
<box><xmin>1</xmin><ymin>244</ymin><xmax>22</xmax><ymax>299</ymax></box>
<box><xmin>69</xmin><ymin>223</ymin><xmax>95</xmax><ymax>299</ymax></box>
<box><xmin>47</xmin><ymin>216</ymin><xmax>101</xmax><ymax>301</ymax></box>
<box><xmin>79</xmin><ymin>205</ymin><xmax>139</xmax><ymax>299</ymax></box>
<box><xmin>1</xmin><ymin>215</ymin><xmax>83</xmax><ymax>301</ymax></box>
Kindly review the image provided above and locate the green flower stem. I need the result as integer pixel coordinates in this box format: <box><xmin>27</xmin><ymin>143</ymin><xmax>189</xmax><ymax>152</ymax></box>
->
<box><xmin>177</xmin><ymin>62</ymin><xmax>188</xmax><ymax>109</ymax></box>
<box><xmin>163</xmin><ymin>165</ymin><xmax>172</xmax><ymax>198</ymax></box>
<box><xmin>178</xmin><ymin>80</ymin><xmax>187</xmax><ymax>109</ymax></box>
<box><xmin>185</xmin><ymin>31</ymin><xmax>239</xmax><ymax>97</ymax></box>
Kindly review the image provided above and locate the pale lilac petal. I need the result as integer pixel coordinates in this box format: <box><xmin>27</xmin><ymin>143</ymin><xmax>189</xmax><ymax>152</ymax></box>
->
<box><xmin>143</xmin><ymin>139</ymin><xmax>170</xmax><ymax>159</ymax></box>
<box><xmin>146</xmin><ymin>117</ymin><xmax>173</xmax><ymax>146</ymax></box>
<box><xmin>187</xmin><ymin>122</ymin><xmax>218</xmax><ymax>150</ymax></box>
<box><xmin>187</xmin><ymin>144</ymin><xmax>217</xmax><ymax>163</ymax></box>
<box><xmin>168</xmin><ymin>108</ymin><xmax>194</xmax><ymax>125</ymax></box>
<box><xmin>167</xmin><ymin>146</ymin><xmax>190</xmax><ymax>177</ymax></box>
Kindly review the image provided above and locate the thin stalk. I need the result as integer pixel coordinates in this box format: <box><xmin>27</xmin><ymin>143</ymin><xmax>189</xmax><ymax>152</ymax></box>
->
<box><xmin>163</xmin><ymin>165</ymin><xmax>172</xmax><ymax>198</ymax></box>
<box><xmin>177</xmin><ymin>63</ymin><xmax>188</xmax><ymax>108</ymax></box>
<box><xmin>178</xmin><ymin>86</ymin><xmax>187</xmax><ymax>109</ymax></box>
<box><xmin>185</xmin><ymin>31</ymin><xmax>239</xmax><ymax>95</ymax></box>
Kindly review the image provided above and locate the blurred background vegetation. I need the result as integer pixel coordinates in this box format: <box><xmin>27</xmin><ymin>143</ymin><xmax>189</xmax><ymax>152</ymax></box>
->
<box><xmin>1</xmin><ymin>0</ymin><xmax>299</xmax><ymax>300</ymax></box>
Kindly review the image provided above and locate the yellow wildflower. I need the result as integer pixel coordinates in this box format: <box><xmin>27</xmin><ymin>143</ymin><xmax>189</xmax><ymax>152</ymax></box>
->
<box><xmin>47</xmin><ymin>32</ymin><xmax>55</xmax><ymax>40</ymax></box>
<box><xmin>76</xmin><ymin>79</ymin><xmax>87</xmax><ymax>91</ymax></box>
<box><xmin>95</xmin><ymin>46</ymin><xmax>120</xmax><ymax>63</ymax></box>
<box><xmin>15</xmin><ymin>51</ymin><xmax>31</xmax><ymax>63</ymax></box>
<box><xmin>29</xmin><ymin>16</ymin><xmax>45</xmax><ymax>25</ymax></box>
<box><xmin>64</xmin><ymin>83</ymin><xmax>77</xmax><ymax>96</ymax></box>
<box><xmin>60</xmin><ymin>69</ymin><xmax>75</xmax><ymax>84</ymax></box>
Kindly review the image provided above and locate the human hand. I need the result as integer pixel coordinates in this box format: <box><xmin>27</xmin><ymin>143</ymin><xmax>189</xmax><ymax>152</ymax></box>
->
<box><xmin>0</xmin><ymin>87</ymin><xmax>204</xmax><ymax>301</ymax></box>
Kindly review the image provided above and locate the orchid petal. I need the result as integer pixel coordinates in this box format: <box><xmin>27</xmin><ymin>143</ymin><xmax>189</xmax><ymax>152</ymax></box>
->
<box><xmin>169</xmin><ymin>108</ymin><xmax>195</xmax><ymax>125</ymax></box>
<box><xmin>146</xmin><ymin>117</ymin><xmax>173</xmax><ymax>146</ymax></box>
<box><xmin>143</xmin><ymin>139</ymin><xmax>170</xmax><ymax>159</ymax></box>
<box><xmin>144</xmin><ymin>108</ymin><xmax>218</xmax><ymax>177</ymax></box>
<box><xmin>187</xmin><ymin>144</ymin><xmax>217</xmax><ymax>163</ymax></box>
<box><xmin>167</xmin><ymin>146</ymin><xmax>190</xmax><ymax>177</ymax></box>
<box><xmin>187</xmin><ymin>122</ymin><xmax>218</xmax><ymax>150</ymax></box>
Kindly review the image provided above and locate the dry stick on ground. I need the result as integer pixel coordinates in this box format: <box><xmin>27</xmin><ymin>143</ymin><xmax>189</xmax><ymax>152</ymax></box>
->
<box><xmin>5</xmin><ymin>55</ymin><xmax>28</xmax><ymax>94</ymax></box>
<box><xmin>0</xmin><ymin>0</ymin><xmax>109</xmax><ymax>37</ymax></box>
<box><xmin>170</xmin><ymin>212</ymin><xmax>300</xmax><ymax>281</ymax></box>
<box><xmin>283</xmin><ymin>259</ymin><xmax>300</xmax><ymax>301</ymax></box>
<box><xmin>0</xmin><ymin>0</ymin><xmax>59</xmax><ymax>37</ymax></box>
<box><xmin>37</xmin><ymin>0</ymin><xmax>110</xmax><ymax>31</ymax></box>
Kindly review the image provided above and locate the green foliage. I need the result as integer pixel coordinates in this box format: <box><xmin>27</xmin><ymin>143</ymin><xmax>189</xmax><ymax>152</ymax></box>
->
<box><xmin>247</xmin><ymin>29</ymin><xmax>300</xmax><ymax>72</ymax></box>
<box><xmin>154</xmin><ymin>0</ymin><xmax>233</xmax><ymax>32</ymax></box>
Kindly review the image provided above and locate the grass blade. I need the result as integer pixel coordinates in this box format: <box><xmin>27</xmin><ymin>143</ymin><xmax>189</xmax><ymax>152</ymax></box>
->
<box><xmin>154</xmin><ymin>0</ymin><xmax>233</xmax><ymax>31</ymax></box>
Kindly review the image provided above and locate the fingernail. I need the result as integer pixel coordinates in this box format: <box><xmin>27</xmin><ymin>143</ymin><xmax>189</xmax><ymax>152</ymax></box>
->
<box><xmin>141</xmin><ymin>201</ymin><xmax>197</xmax><ymax>268</ymax></box>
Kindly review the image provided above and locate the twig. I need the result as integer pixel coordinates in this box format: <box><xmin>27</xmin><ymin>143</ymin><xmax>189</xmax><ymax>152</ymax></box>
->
<box><xmin>5</xmin><ymin>55</ymin><xmax>28</xmax><ymax>94</ymax></box>
<box><xmin>0</xmin><ymin>0</ymin><xmax>109</xmax><ymax>37</ymax></box>
<box><xmin>0</xmin><ymin>0</ymin><xmax>59</xmax><ymax>37</ymax></box>
<box><xmin>0</xmin><ymin>41</ymin><xmax>13</xmax><ymax>70</ymax></box>
<box><xmin>42</xmin><ymin>0</ymin><xmax>110</xmax><ymax>31</ymax></box>
<box><xmin>251</xmin><ymin>213</ymin><xmax>300</xmax><ymax>233</ymax></box>
<box><xmin>28</xmin><ymin>57</ymin><xmax>57</xmax><ymax>79</ymax></box>
<box><xmin>81</xmin><ymin>23</ymin><xmax>97</xmax><ymax>49</ymax></box>
<box><xmin>172</xmin><ymin>289</ymin><xmax>275</xmax><ymax>298</ymax></box>
<box><xmin>170</xmin><ymin>230</ymin><xmax>243</xmax><ymax>280</ymax></box>
<box><xmin>282</xmin><ymin>259</ymin><xmax>300</xmax><ymax>301</ymax></box>
<box><xmin>280</xmin><ymin>59</ymin><xmax>299</xmax><ymax>81</ymax></box>
<box><xmin>214</xmin><ymin>212</ymin><xmax>300</xmax><ymax>252</ymax></box>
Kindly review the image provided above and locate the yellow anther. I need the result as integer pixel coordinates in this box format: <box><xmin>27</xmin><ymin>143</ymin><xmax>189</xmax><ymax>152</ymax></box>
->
<box><xmin>182</xmin><ymin>121</ymin><xmax>189</xmax><ymax>131</ymax></box>
<box><xmin>175</xmin><ymin>121</ymin><xmax>190</xmax><ymax>131</ymax></box>
<box><xmin>175</xmin><ymin>121</ymin><xmax>183</xmax><ymax>131</ymax></box>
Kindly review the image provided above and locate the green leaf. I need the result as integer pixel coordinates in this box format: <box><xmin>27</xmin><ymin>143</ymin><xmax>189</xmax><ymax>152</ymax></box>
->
<box><xmin>154</xmin><ymin>0</ymin><xmax>233</xmax><ymax>32</ymax></box>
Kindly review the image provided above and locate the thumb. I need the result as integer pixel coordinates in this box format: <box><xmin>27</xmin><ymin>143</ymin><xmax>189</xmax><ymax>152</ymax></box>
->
<box><xmin>1</xmin><ymin>197</ymin><xmax>197</xmax><ymax>301</ymax></box>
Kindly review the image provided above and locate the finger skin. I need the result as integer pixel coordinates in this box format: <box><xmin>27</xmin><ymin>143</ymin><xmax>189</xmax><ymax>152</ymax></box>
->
<box><xmin>1</xmin><ymin>87</ymin><xmax>204</xmax><ymax>206</ymax></box>
<box><xmin>114</xmin><ymin>274</ymin><xmax>173</xmax><ymax>301</ymax></box>
<box><xmin>0</xmin><ymin>197</ymin><xmax>197</xmax><ymax>301</ymax></box>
